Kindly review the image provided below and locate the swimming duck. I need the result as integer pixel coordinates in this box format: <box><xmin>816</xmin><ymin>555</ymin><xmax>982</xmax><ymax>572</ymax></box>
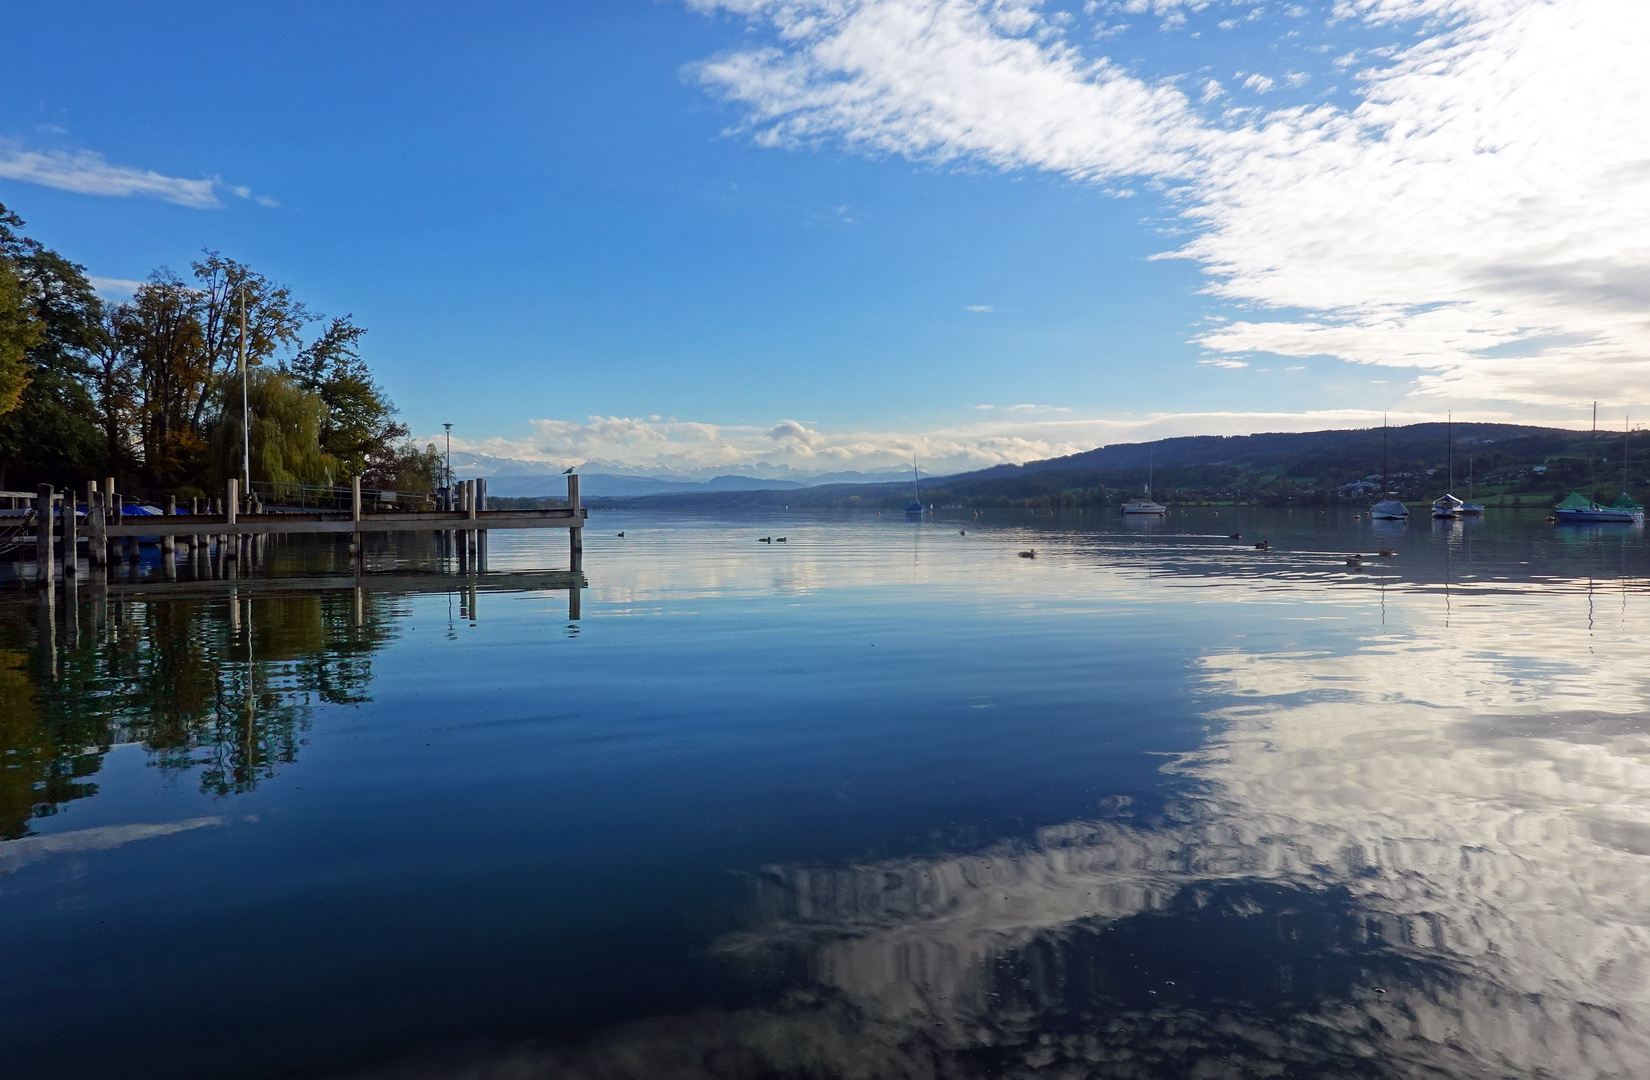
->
<box><xmin>1254</xmin><ymin>540</ymin><xmax>1270</xmax><ymax>550</ymax></box>
<box><xmin>616</xmin><ymin>532</ymin><xmax>624</xmax><ymax>537</ymax></box>
<box><xmin>1378</xmin><ymin>548</ymin><xmax>1395</xmax><ymax>557</ymax></box>
<box><xmin>758</xmin><ymin>537</ymin><xmax>771</xmax><ymax>543</ymax></box>
<box><xmin>1229</xmin><ymin>532</ymin><xmax>1241</xmax><ymax>539</ymax></box>
<box><xmin>1018</xmin><ymin>549</ymin><xmax>1037</xmax><ymax>559</ymax></box>
<box><xmin>775</xmin><ymin>537</ymin><xmax>787</xmax><ymax>543</ymax></box>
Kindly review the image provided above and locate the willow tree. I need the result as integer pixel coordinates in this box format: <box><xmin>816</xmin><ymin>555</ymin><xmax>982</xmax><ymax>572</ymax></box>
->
<box><xmin>211</xmin><ymin>368</ymin><xmax>337</xmax><ymax>489</ymax></box>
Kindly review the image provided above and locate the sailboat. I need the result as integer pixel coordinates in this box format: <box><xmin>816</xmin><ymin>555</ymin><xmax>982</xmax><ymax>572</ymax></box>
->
<box><xmin>1555</xmin><ymin>405</ymin><xmax>1643</xmax><ymax>523</ymax></box>
<box><xmin>1370</xmin><ymin>413</ymin><xmax>1409</xmax><ymax>520</ymax></box>
<box><xmin>1121</xmin><ymin>447</ymin><xmax>1167</xmax><ymax>515</ymax></box>
<box><xmin>904</xmin><ymin>458</ymin><xmax>924</xmax><ymax>514</ymax></box>
<box><xmin>1458</xmin><ymin>452</ymin><xmax>1485</xmax><ymax>515</ymax></box>
<box><xmin>1431</xmin><ymin>413</ymin><xmax>1463</xmax><ymax>518</ymax></box>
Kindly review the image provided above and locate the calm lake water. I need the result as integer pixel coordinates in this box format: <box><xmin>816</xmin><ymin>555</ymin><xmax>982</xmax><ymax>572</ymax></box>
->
<box><xmin>4</xmin><ymin>507</ymin><xmax>1650</xmax><ymax>1079</ymax></box>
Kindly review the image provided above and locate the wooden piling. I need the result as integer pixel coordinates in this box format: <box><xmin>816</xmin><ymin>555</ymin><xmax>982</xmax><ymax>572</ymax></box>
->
<box><xmin>568</xmin><ymin>473</ymin><xmax>582</xmax><ymax>568</ymax></box>
<box><xmin>162</xmin><ymin>496</ymin><xmax>176</xmax><ymax>559</ymax></box>
<box><xmin>36</xmin><ymin>484</ymin><xmax>54</xmax><ymax>585</ymax></box>
<box><xmin>225</xmin><ymin>479</ymin><xmax>238</xmax><ymax>558</ymax></box>
<box><xmin>89</xmin><ymin>490</ymin><xmax>106</xmax><ymax>568</ymax></box>
<box><xmin>61</xmin><ymin>489</ymin><xmax>77</xmax><ymax>577</ymax></box>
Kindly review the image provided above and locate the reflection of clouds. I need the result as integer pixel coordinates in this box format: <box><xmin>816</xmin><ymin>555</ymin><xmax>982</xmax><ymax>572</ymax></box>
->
<box><xmin>699</xmin><ymin>590</ymin><xmax>1650</xmax><ymax>1075</ymax></box>
<box><xmin>0</xmin><ymin>817</ymin><xmax>223</xmax><ymax>876</ymax></box>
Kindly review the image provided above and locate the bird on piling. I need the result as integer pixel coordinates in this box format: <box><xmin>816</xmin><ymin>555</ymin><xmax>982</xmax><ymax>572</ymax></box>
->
<box><xmin>1018</xmin><ymin>549</ymin><xmax>1037</xmax><ymax>559</ymax></box>
<box><xmin>562</xmin><ymin>466</ymin><xmax>576</xmax><ymax>475</ymax></box>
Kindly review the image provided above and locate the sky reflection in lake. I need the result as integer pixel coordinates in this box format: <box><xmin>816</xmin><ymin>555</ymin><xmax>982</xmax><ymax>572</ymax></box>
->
<box><xmin>3</xmin><ymin>508</ymin><xmax>1648</xmax><ymax>1079</ymax></box>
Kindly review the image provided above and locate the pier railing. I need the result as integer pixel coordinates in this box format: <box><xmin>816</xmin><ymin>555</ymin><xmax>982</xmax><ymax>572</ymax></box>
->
<box><xmin>249</xmin><ymin>480</ymin><xmax>434</xmax><ymax>512</ymax></box>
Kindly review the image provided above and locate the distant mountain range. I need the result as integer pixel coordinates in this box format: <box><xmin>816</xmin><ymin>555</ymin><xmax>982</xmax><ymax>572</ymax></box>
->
<box><xmin>483</xmin><ymin>469</ymin><xmax>910</xmax><ymax>498</ymax></box>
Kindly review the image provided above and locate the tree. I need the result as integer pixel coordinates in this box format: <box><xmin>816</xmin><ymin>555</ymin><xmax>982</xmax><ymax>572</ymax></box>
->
<box><xmin>0</xmin><ymin>202</ymin><xmax>102</xmax><ymax>488</ymax></box>
<box><xmin>0</xmin><ymin>257</ymin><xmax>38</xmax><ymax>419</ymax></box>
<box><xmin>362</xmin><ymin>439</ymin><xmax>443</xmax><ymax>493</ymax></box>
<box><xmin>286</xmin><ymin>315</ymin><xmax>407</xmax><ymax>476</ymax></box>
<box><xmin>90</xmin><ymin>303</ymin><xmax>140</xmax><ymax>486</ymax></box>
<box><xmin>127</xmin><ymin>270</ymin><xmax>211</xmax><ymax>486</ymax></box>
<box><xmin>211</xmin><ymin>368</ymin><xmax>337</xmax><ymax>488</ymax></box>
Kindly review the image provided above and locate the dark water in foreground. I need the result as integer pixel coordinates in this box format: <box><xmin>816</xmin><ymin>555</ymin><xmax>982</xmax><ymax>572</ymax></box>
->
<box><xmin>3</xmin><ymin>507</ymin><xmax>1650</xmax><ymax>1079</ymax></box>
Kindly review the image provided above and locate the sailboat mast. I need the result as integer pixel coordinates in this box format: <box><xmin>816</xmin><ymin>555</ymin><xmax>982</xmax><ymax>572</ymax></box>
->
<box><xmin>1447</xmin><ymin>413</ymin><xmax>1453</xmax><ymax>494</ymax></box>
<box><xmin>1381</xmin><ymin>413</ymin><xmax>1388</xmax><ymax>494</ymax></box>
<box><xmin>912</xmin><ymin>457</ymin><xmax>919</xmax><ymax>503</ymax></box>
<box><xmin>1624</xmin><ymin>415</ymin><xmax>1631</xmax><ymax>498</ymax></box>
<box><xmin>1147</xmin><ymin>448</ymin><xmax>1153</xmax><ymax>497</ymax></box>
<box><xmin>1590</xmin><ymin>402</ymin><xmax>1598</xmax><ymax>505</ymax></box>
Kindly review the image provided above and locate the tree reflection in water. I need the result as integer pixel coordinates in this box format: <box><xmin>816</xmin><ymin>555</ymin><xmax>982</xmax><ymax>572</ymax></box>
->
<box><xmin>0</xmin><ymin>589</ymin><xmax>398</xmax><ymax>838</ymax></box>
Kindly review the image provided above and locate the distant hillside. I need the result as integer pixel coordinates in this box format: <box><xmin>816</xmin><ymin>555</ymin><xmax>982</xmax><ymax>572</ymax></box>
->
<box><xmin>554</xmin><ymin>422</ymin><xmax>1647</xmax><ymax>510</ymax></box>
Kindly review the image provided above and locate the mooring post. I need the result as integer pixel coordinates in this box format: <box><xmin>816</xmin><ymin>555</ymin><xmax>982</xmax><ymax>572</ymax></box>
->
<box><xmin>61</xmin><ymin>489</ymin><xmax>77</xmax><ymax>577</ymax></box>
<box><xmin>568</xmin><ymin>473</ymin><xmax>582</xmax><ymax>569</ymax></box>
<box><xmin>89</xmin><ymin>489</ymin><xmax>106</xmax><ymax>568</ymax></box>
<box><xmin>351</xmin><ymin>475</ymin><xmax>362</xmax><ymax>559</ymax></box>
<box><xmin>225</xmin><ymin>478</ymin><xmax>238</xmax><ymax>559</ymax></box>
<box><xmin>36</xmin><ymin>484</ymin><xmax>54</xmax><ymax>585</ymax></box>
<box><xmin>162</xmin><ymin>496</ymin><xmax>176</xmax><ymax>560</ymax></box>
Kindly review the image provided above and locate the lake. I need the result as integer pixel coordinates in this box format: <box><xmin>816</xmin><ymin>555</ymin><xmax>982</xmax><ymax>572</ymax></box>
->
<box><xmin>3</xmin><ymin>507</ymin><xmax>1649</xmax><ymax>1079</ymax></box>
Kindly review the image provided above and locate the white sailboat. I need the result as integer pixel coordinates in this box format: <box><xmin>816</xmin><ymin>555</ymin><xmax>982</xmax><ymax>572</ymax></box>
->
<box><xmin>1121</xmin><ymin>447</ymin><xmax>1167</xmax><ymax>515</ymax></box>
<box><xmin>1431</xmin><ymin>413</ymin><xmax>1462</xmax><ymax>518</ymax></box>
<box><xmin>1370</xmin><ymin>413</ymin><xmax>1409</xmax><ymax>520</ymax></box>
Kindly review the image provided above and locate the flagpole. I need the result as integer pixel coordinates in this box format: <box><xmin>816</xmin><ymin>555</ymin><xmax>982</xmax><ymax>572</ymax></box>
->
<box><xmin>239</xmin><ymin>287</ymin><xmax>251</xmax><ymax>504</ymax></box>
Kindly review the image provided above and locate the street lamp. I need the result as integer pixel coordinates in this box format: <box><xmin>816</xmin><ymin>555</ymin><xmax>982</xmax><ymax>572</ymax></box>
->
<box><xmin>443</xmin><ymin>423</ymin><xmax>453</xmax><ymax>508</ymax></box>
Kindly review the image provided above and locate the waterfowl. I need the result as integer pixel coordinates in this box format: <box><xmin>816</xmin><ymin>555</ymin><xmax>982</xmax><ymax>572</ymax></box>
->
<box><xmin>1345</xmin><ymin>555</ymin><xmax>1364</xmax><ymax>567</ymax></box>
<box><xmin>1254</xmin><ymin>540</ymin><xmax>1270</xmax><ymax>550</ymax></box>
<box><xmin>1018</xmin><ymin>549</ymin><xmax>1037</xmax><ymax>559</ymax></box>
<box><xmin>1378</xmin><ymin>548</ymin><xmax>1395</xmax><ymax>557</ymax></box>
<box><xmin>616</xmin><ymin>532</ymin><xmax>624</xmax><ymax>537</ymax></box>
<box><xmin>775</xmin><ymin>537</ymin><xmax>787</xmax><ymax>543</ymax></box>
<box><xmin>1229</xmin><ymin>532</ymin><xmax>1241</xmax><ymax>539</ymax></box>
<box><xmin>959</xmin><ymin>529</ymin><xmax>966</xmax><ymax>535</ymax></box>
<box><xmin>759</xmin><ymin>537</ymin><xmax>772</xmax><ymax>543</ymax></box>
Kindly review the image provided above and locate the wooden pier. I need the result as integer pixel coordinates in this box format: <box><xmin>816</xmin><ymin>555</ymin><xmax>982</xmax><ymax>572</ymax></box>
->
<box><xmin>13</xmin><ymin>473</ymin><xmax>588</xmax><ymax>580</ymax></box>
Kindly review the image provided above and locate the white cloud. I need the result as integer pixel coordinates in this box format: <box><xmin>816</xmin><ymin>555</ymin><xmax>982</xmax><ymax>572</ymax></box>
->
<box><xmin>433</xmin><ymin>405</ymin><xmax>1567</xmax><ymax>477</ymax></box>
<box><xmin>1241</xmin><ymin>72</ymin><xmax>1276</xmax><ymax>92</ymax></box>
<box><xmin>87</xmin><ymin>276</ymin><xmax>144</xmax><ymax>298</ymax></box>
<box><xmin>965</xmin><ymin>303</ymin><xmax>995</xmax><ymax>311</ymax></box>
<box><xmin>0</xmin><ymin>138</ymin><xmax>273</xmax><ymax>209</ymax></box>
<box><xmin>1199</xmin><ymin>358</ymin><xmax>1250</xmax><ymax>368</ymax></box>
<box><xmin>688</xmin><ymin>0</ymin><xmax>1650</xmax><ymax>413</ymax></box>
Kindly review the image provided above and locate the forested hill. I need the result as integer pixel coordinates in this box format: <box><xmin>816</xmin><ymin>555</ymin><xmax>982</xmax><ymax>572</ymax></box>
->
<box><xmin>949</xmin><ymin>422</ymin><xmax>1567</xmax><ymax>482</ymax></box>
<box><xmin>576</xmin><ymin>422</ymin><xmax>1640</xmax><ymax>510</ymax></box>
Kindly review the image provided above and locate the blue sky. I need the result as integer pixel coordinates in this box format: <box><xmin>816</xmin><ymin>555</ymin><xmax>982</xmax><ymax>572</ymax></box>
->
<box><xmin>3</xmin><ymin>1</ymin><xmax>1643</xmax><ymax>476</ymax></box>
